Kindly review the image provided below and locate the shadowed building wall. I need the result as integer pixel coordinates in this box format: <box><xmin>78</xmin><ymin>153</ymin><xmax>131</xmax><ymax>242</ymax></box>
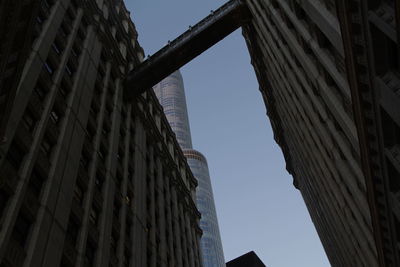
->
<box><xmin>0</xmin><ymin>1</ymin><xmax>202</xmax><ymax>266</ymax></box>
<box><xmin>242</xmin><ymin>0</ymin><xmax>400</xmax><ymax>266</ymax></box>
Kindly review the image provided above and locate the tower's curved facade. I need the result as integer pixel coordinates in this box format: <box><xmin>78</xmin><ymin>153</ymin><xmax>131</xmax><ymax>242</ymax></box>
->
<box><xmin>184</xmin><ymin>149</ymin><xmax>226</xmax><ymax>267</ymax></box>
<box><xmin>154</xmin><ymin>70</ymin><xmax>226</xmax><ymax>267</ymax></box>
<box><xmin>153</xmin><ymin>70</ymin><xmax>193</xmax><ymax>150</ymax></box>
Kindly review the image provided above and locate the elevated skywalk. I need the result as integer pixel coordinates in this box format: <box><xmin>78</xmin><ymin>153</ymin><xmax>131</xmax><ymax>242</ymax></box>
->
<box><xmin>124</xmin><ymin>0</ymin><xmax>250</xmax><ymax>100</ymax></box>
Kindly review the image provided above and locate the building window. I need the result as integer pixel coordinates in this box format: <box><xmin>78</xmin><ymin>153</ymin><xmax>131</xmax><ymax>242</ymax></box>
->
<box><xmin>94</xmin><ymin>175</ymin><xmax>104</xmax><ymax>191</ymax></box>
<box><xmin>0</xmin><ymin>190</ymin><xmax>10</xmax><ymax>219</ymax></box>
<box><xmin>98</xmin><ymin>146</ymin><xmax>107</xmax><ymax>162</ymax></box>
<box><xmin>42</xmin><ymin>0</ymin><xmax>54</xmax><ymax>10</ymax></box>
<box><xmin>7</xmin><ymin>141</ymin><xmax>25</xmax><ymax>169</ymax></box>
<box><xmin>22</xmin><ymin>112</ymin><xmax>37</xmax><ymax>133</ymax></box>
<box><xmin>66</xmin><ymin>218</ymin><xmax>80</xmax><ymax>244</ymax></box>
<box><xmin>50</xmin><ymin>110</ymin><xmax>60</xmax><ymax>125</ymax></box>
<box><xmin>110</xmin><ymin>234</ymin><xmax>117</xmax><ymax>254</ymax></box>
<box><xmin>60</xmin><ymin>24</ymin><xmax>70</xmax><ymax>38</ymax></box>
<box><xmin>59</xmin><ymin>80</ymin><xmax>71</xmax><ymax>98</ymax></box>
<box><xmin>113</xmin><ymin>197</ymin><xmax>121</xmax><ymax>218</ymax></box>
<box><xmin>34</xmin><ymin>83</ymin><xmax>47</xmax><ymax>101</ymax></box>
<box><xmin>77</xmin><ymin>27</ymin><xmax>86</xmax><ymax>42</ymax></box>
<box><xmin>41</xmin><ymin>137</ymin><xmax>53</xmax><ymax>155</ymax></box>
<box><xmin>370</xmin><ymin>24</ymin><xmax>399</xmax><ymax>75</ymax></box>
<box><xmin>12</xmin><ymin>213</ymin><xmax>32</xmax><ymax>247</ymax></box>
<box><xmin>74</xmin><ymin>184</ymin><xmax>84</xmax><ymax>204</ymax></box>
<box><xmin>52</xmin><ymin>42</ymin><xmax>62</xmax><ymax>55</ymax></box>
<box><xmin>80</xmin><ymin>154</ymin><xmax>90</xmax><ymax>169</ymax></box>
<box><xmin>44</xmin><ymin>61</ymin><xmax>55</xmax><ymax>75</ymax></box>
<box><xmin>65</xmin><ymin>63</ymin><xmax>75</xmax><ymax>77</ymax></box>
<box><xmin>66</xmin><ymin>7</ymin><xmax>75</xmax><ymax>22</ymax></box>
<box><xmin>36</xmin><ymin>14</ymin><xmax>45</xmax><ymax>24</ymax></box>
<box><xmin>85</xmin><ymin>241</ymin><xmax>96</xmax><ymax>265</ymax></box>
<box><xmin>28</xmin><ymin>169</ymin><xmax>45</xmax><ymax>197</ymax></box>
<box><xmin>71</xmin><ymin>44</ymin><xmax>81</xmax><ymax>58</ymax></box>
<box><xmin>89</xmin><ymin>207</ymin><xmax>99</xmax><ymax>226</ymax></box>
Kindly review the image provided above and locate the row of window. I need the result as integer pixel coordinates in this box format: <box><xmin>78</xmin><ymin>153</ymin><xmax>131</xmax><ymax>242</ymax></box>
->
<box><xmin>253</xmin><ymin>4</ymin><xmax>377</xmax><ymax>263</ymax></box>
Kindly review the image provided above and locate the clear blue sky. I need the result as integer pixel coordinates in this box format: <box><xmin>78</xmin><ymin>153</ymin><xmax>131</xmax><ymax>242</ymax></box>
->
<box><xmin>126</xmin><ymin>1</ymin><xmax>330</xmax><ymax>266</ymax></box>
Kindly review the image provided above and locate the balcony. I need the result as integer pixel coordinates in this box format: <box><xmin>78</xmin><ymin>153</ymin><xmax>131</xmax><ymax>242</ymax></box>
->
<box><xmin>4</xmin><ymin>238</ymin><xmax>26</xmax><ymax>267</ymax></box>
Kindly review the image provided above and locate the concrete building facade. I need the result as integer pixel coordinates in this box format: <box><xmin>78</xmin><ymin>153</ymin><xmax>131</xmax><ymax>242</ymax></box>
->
<box><xmin>242</xmin><ymin>0</ymin><xmax>400</xmax><ymax>266</ymax></box>
<box><xmin>154</xmin><ymin>71</ymin><xmax>226</xmax><ymax>267</ymax></box>
<box><xmin>0</xmin><ymin>1</ymin><xmax>203</xmax><ymax>267</ymax></box>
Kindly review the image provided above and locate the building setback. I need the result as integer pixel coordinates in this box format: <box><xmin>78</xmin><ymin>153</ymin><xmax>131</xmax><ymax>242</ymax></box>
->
<box><xmin>154</xmin><ymin>71</ymin><xmax>226</xmax><ymax>267</ymax></box>
<box><xmin>0</xmin><ymin>0</ymin><xmax>203</xmax><ymax>267</ymax></box>
<box><xmin>242</xmin><ymin>0</ymin><xmax>400</xmax><ymax>266</ymax></box>
<box><xmin>226</xmin><ymin>251</ymin><xmax>266</xmax><ymax>267</ymax></box>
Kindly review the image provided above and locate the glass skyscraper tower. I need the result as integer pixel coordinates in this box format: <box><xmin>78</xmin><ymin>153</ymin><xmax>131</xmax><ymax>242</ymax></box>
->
<box><xmin>154</xmin><ymin>70</ymin><xmax>226</xmax><ymax>267</ymax></box>
<box><xmin>153</xmin><ymin>71</ymin><xmax>193</xmax><ymax>150</ymax></box>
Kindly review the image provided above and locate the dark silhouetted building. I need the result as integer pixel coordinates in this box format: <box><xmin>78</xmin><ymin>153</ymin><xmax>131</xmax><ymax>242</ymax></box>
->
<box><xmin>0</xmin><ymin>0</ymin><xmax>202</xmax><ymax>267</ymax></box>
<box><xmin>226</xmin><ymin>251</ymin><xmax>266</xmax><ymax>267</ymax></box>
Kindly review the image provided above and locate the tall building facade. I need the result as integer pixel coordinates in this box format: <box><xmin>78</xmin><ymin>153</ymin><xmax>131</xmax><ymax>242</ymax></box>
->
<box><xmin>0</xmin><ymin>1</ymin><xmax>203</xmax><ymax>267</ymax></box>
<box><xmin>153</xmin><ymin>71</ymin><xmax>193</xmax><ymax>150</ymax></box>
<box><xmin>154</xmin><ymin>71</ymin><xmax>226</xmax><ymax>267</ymax></box>
<box><xmin>184</xmin><ymin>150</ymin><xmax>226</xmax><ymax>267</ymax></box>
<box><xmin>242</xmin><ymin>0</ymin><xmax>400</xmax><ymax>266</ymax></box>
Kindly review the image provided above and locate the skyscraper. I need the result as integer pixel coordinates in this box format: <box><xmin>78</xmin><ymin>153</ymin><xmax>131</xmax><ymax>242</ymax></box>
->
<box><xmin>242</xmin><ymin>0</ymin><xmax>400</xmax><ymax>266</ymax></box>
<box><xmin>153</xmin><ymin>71</ymin><xmax>193</xmax><ymax>150</ymax></box>
<box><xmin>184</xmin><ymin>149</ymin><xmax>226</xmax><ymax>267</ymax></box>
<box><xmin>154</xmin><ymin>70</ymin><xmax>226</xmax><ymax>267</ymax></box>
<box><xmin>0</xmin><ymin>1</ymin><xmax>203</xmax><ymax>267</ymax></box>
